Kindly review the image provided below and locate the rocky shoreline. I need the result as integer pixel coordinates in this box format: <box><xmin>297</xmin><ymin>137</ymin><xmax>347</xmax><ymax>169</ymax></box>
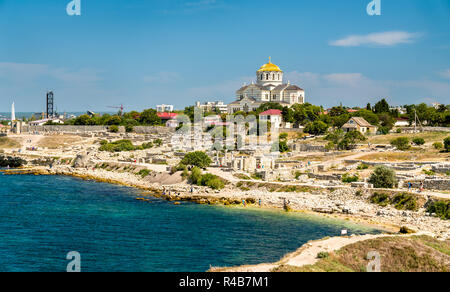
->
<box><xmin>2</xmin><ymin>165</ymin><xmax>449</xmax><ymax>241</ymax></box>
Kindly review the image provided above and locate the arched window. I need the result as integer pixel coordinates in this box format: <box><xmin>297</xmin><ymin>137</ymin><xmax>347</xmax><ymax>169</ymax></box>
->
<box><xmin>266</xmin><ymin>74</ymin><xmax>269</xmax><ymax>79</ymax></box>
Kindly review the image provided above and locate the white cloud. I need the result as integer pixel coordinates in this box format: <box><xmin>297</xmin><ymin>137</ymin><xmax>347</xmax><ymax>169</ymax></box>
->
<box><xmin>439</xmin><ymin>69</ymin><xmax>450</xmax><ymax>79</ymax></box>
<box><xmin>143</xmin><ymin>72</ymin><xmax>180</xmax><ymax>84</ymax></box>
<box><xmin>330</xmin><ymin>31</ymin><xmax>421</xmax><ymax>47</ymax></box>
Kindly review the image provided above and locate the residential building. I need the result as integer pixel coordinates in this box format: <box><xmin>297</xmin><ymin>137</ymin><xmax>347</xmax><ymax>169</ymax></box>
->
<box><xmin>259</xmin><ymin>109</ymin><xmax>283</xmax><ymax>129</ymax></box>
<box><xmin>157</xmin><ymin>104</ymin><xmax>174</xmax><ymax>113</ymax></box>
<box><xmin>195</xmin><ymin>101</ymin><xmax>228</xmax><ymax>114</ymax></box>
<box><xmin>342</xmin><ymin>117</ymin><xmax>377</xmax><ymax>134</ymax></box>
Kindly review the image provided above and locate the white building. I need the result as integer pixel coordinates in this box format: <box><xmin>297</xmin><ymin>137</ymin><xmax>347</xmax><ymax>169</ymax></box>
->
<box><xmin>259</xmin><ymin>109</ymin><xmax>283</xmax><ymax>129</ymax></box>
<box><xmin>195</xmin><ymin>101</ymin><xmax>228</xmax><ymax>114</ymax></box>
<box><xmin>157</xmin><ymin>104</ymin><xmax>174</xmax><ymax>113</ymax></box>
<box><xmin>228</xmin><ymin>58</ymin><xmax>305</xmax><ymax>114</ymax></box>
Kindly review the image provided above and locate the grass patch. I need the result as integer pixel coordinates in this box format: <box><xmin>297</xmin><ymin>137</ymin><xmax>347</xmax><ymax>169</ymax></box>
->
<box><xmin>0</xmin><ymin>137</ymin><xmax>20</xmax><ymax>149</ymax></box>
<box><xmin>137</xmin><ymin>169</ymin><xmax>151</xmax><ymax>178</ymax></box>
<box><xmin>426</xmin><ymin>200</ymin><xmax>450</xmax><ymax>220</ymax></box>
<box><xmin>273</xmin><ymin>236</ymin><xmax>450</xmax><ymax>272</ymax></box>
<box><xmin>370</xmin><ymin>192</ymin><xmax>419</xmax><ymax>211</ymax></box>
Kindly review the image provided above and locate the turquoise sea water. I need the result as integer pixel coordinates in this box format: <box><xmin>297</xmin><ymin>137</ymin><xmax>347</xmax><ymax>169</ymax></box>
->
<box><xmin>0</xmin><ymin>174</ymin><xmax>381</xmax><ymax>272</ymax></box>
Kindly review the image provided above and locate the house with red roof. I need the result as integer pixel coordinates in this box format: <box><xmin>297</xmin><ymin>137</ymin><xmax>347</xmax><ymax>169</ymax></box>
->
<box><xmin>157</xmin><ymin>112</ymin><xmax>179</xmax><ymax>128</ymax></box>
<box><xmin>259</xmin><ymin>109</ymin><xmax>283</xmax><ymax>129</ymax></box>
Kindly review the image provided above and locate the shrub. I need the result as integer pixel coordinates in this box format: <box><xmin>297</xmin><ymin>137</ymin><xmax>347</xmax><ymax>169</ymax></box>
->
<box><xmin>412</xmin><ymin>137</ymin><xmax>425</xmax><ymax>146</ymax></box>
<box><xmin>342</xmin><ymin>173</ymin><xmax>359</xmax><ymax>183</ymax></box>
<box><xmin>189</xmin><ymin>167</ymin><xmax>203</xmax><ymax>184</ymax></box>
<box><xmin>368</xmin><ymin>166</ymin><xmax>397</xmax><ymax>188</ymax></box>
<box><xmin>154</xmin><ymin>139</ymin><xmax>163</xmax><ymax>147</ymax></box>
<box><xmin>370</xmin><ymin>193</ymin><xmax>390</xmax><ymax>207</ymax></box>
<box><xmin>426</xmin><ymin>201</ymin><xmax>450</xmax><ymax>220</ymax></box>
<box><xmin>181</xmin><ymin>151</ymin><xmax>212</xmax><ymax>168</ymax></box>
<box><xmin>137</xmin><ymin>169</ymin><xmax>151</xmax><ymax>178</ymax></box>
<box><xmin>433</xmin><ymin>142</ymin><xmax>443</xmax><ymax>150</ymax></box>
<box><xmin>391</xmin><ymin>193</ymin><xmax>417</xmax><ymax>211</ymax></box>
<box><xmin>445</xmin><ymin>137</ymin><xmax>450</xmax><ymax>152</ymax></box>
<box><xmin>317</xmin><ymin>252</ymin><xmax>329</xmax><ymax>259</ymax></box>
<box><xmin>99</xmin><ymin>140</ymin><xmax>136</xmax><ymax>152</ymax></box>
<box><xmin>206</xmin><ymin>178</ymin><xmax>225</xmax><ymax>190</ymax></box>
<box><xmin>125</xmin><ymin>125</ymin><xmax>134</xmax><ymax>133</ymax></box>
<box><xmin>357</xmin><ymin>163</ymin><xmax>369</xmax><ymax>170</ymax></box>
<box><xmin>390</xmin><ymin>137</ymin><xmax>410</xmax><ymax>150</ymax></box>
<box><xmin>423</xmin><ymin>169</ymin><xmax>435</xmax><ymax>176</ymax></box>
<box><xmin>109</xmin><ymin>125</ymin><xmax>119</xmax><ymax>133</ymax></box>
<box><xmin>396</xmin><ymin>128</ymin><xmax>402</xmax><ymax>133</ymax></box>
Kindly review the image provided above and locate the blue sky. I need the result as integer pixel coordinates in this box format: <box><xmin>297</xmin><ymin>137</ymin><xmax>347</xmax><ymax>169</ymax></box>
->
<box><xmin>0</xmin><ymin>0</ymin><xmax>449</xmax><ymax>112</ymax></box>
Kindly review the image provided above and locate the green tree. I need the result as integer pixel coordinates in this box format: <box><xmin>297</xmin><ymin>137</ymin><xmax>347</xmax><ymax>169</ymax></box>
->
<box><xmin>373</xmin><ymin>99</ymin><xmax>390</xmax><ymax>114</ymax></box>
<box><xmin>139</xmin><ymin>109</ymin><xmax>161</xmax><ymax>125</ymax></box>
<box><xmin>445</xmin><ymin>137</ymin><xmax>450</xmax><ymax>152</ymax></box>
<box><xmin>391</xmin><ymin>137</ymin><xmax>410</xmax><ymax>150</ymax></box>
<box><xmin>368</xmin><ymin>166</ymin><xmax>398</xmax><ymax>189</ymax></box>
<box><xmin>181</xmin><ymin>152</ymin><xmax>212</xmax><ymax>168</ymax></box>
<box><xmin>304</xmin><ymin>120</ymin><xmax>328</xmax><ymax>135</ymax></box>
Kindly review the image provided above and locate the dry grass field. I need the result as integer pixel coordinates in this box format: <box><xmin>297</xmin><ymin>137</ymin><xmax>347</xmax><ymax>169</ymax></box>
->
<box><xmin>368</xmin><ymin>132</ymin><xmax>449</xmax><ymax>145</ymax></box>
<box><xmin>273</xmin><ymin>235</ymin><xmax>450</xmax><ymax>272</ymax></box>
<box><xmin>0</xmin><ymin>137</ymin><xmax>21</xmax><ymax>149</ymax></box>
<box><xmin>37</xmin><ymin>135</ymin><xmax>86</xmax><ymax>149</ymax></box>
<box><xmin>359</xmin><ymin>149</ymin><xmax>449</xmax><ymax>162</ymax></box>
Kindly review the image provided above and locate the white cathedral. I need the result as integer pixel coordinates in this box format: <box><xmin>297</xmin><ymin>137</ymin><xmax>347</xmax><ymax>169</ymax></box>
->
<box><xmin>228</xmin><ymin>58</ymin><xmax>305</xmax><ymax>113</ymax></box>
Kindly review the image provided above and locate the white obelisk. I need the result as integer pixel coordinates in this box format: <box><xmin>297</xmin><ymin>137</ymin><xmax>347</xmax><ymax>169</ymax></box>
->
<box><xmin>11</xmin><ymin>102</ymin><xmax>15</xmax><ymax>122</ymax></box>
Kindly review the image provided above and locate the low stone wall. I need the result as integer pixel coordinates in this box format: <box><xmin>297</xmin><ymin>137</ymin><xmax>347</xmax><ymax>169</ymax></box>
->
<box><xmin>133</xmin><ymin>126</ymin><xmax>175</xmax><ymax>135</ymax></box>
<box><xmin>432</xmin><ymin>164</ymin><xmax>450</xmax><ymax>174</ymax></box>
<box><xmin>404</xmin><ymin>179</ymin><xmax>450</xmax><ymax>191</ymax></box>
<box><xmin>23</xmin><ymin>125</ymin><xmax>116</xmax><ymax>133</ymax></box>
<box><xmin>400</xmin><ymin>127</ymin><xmax>450</xmax><ymax>133</ymax></box>
<box><xmin>20</xmin><ymin>125</ymin><xmax>175</xmax><ymax>135</ymax></box>
<box><xmin>291</xmin><ymin>143</ymin><xmax>328</xmax><ymax>152</ymax></box>
<box><xmin>308</xmin><ymin>173</ymin><xmax>342</xmax><ymax>181</ymax></box>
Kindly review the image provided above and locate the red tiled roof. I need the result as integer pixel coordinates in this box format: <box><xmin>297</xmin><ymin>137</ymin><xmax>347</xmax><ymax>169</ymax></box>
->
<box><xmin>259</xmin><ymin>109</ymin><xmax>282</xmax><ymax>116</ymax></box>
<box><xmin>157</xmin><ymin>112</ymin><xmax>178</xmax><ymax>119</ymax></box>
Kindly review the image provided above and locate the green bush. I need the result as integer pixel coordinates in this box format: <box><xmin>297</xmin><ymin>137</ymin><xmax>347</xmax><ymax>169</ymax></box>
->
<box><xmin>391</xmin><ymin>193</ymin><xmax>417</xmax><ymax>211</ymax></box>
<box><xmin>390</xmin><ymin>137</ymin><xmax>410</xmax><ymax>150</ymax></box>
<box><xmin>426</xmin><ymin>201</ymin><xmax>450</xmax><ymax>220</ymax></box>
<box><xmin>188</xmin><ymin>168</ymin><xmax>226</xmax><ymax>190</ymax></box>
<box><xmin>368</xmin><ymin>166</ymin><xmax>397</xmax><ymax>188</ymax></box>
<box><xmin>317</xmin><ymin>252</ymin><xmax>329</xmax><ymax>259</ymax></box>
<box><xmin>433</xmin><ymin>142</ymin><xmax>443</xmax><ymax>150</ymax></box>
<box><xmin>181</xmin><ymin>152</ymin><xmax>212</xmax><ymax>168</ymax></box>
<box><xmin>357</xmin><ymin>163</ymin><xmax>369</xmax><ymax>170</ymax></box>
<box><xmin>125</xmin><ymin>125</ymin><xmax>134</xmax><ymax>133</ymax></box>
<box><xmin>189</xmin><ymin>167</ymin><xmax>203</xmax><ymax>184</ymax></box>
<box><xmin>137</xmin><ymin>169</ymin><xmax>151</xmax><ymax>178</ymax></box>
<box><xmin>370</xmin><ymin>192</ymin><xmax>390</xmax><ymax>207</ymax></box>
<box><xmin>99</xmin><ymin>140</ymin><xmax>136</xmax><ymax>152</ymax></box>
<box><xmin>423</xmin><ymin>169</ymin><xmax>435</xmax><ymax>176</ymax></box>
<box><xmin>445</xmin><ymin>137</ymin><xmax>450</xmax><ymax>152</ymax></box>
<box><xmin>109</xmin><ymin>125</ymin><xmax>119</xmax><ymax>133</ymax></box>
<box><xmin>342</xmin><ymin>173</ymin><xmax>359</xmax><ymax>183</ymax></box>
<box><xmin>412</xmin><ymin>137</ymin><xmax>425</xmax><ymax>146</ymax></box>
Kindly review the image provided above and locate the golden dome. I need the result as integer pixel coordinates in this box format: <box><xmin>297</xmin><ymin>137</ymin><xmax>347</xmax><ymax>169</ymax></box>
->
<box><xmin>257</xmin><ymin>57</ymin><xmax>282</xmax><ymax>72</ymax></box>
